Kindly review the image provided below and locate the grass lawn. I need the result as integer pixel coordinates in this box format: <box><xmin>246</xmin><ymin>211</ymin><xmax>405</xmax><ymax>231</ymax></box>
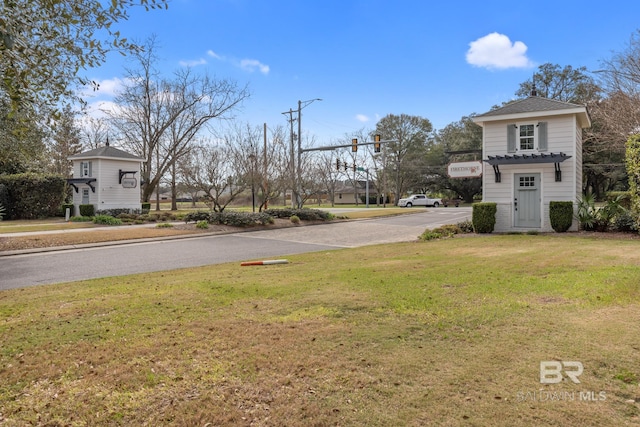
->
<box><xmin>1</xmin><ymin>234</ymin><xmax>639</xmax><ymax>426</ymax></box>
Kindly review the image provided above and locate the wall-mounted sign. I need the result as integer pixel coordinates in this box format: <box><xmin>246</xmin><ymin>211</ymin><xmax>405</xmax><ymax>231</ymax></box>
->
<box><xmin>121</xmin><ymin>177</ymin><xmax>137</xmax><ymax>188</ymax></box>
<box><xmin>447</xmin><ymin>161</ymin><xmax>483</xmax><ymax>178</ymax></box>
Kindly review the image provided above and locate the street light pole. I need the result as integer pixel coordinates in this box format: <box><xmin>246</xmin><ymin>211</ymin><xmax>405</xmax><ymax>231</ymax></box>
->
<box><xmin>296</xmin><ymin>98</ymin><xmax>322</xmax><ymax>209</ymax></box>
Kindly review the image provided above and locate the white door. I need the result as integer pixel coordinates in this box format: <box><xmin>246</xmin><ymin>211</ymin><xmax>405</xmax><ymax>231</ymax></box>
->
<box><xmin>514</xmin><ymin>173</ymin><xmax>541</xmax><ymax>228</ymax></box>
<box><xmin>82</xmin><ymin>188</ymin><xmax>90</xmax><ymax>205</ymax></box>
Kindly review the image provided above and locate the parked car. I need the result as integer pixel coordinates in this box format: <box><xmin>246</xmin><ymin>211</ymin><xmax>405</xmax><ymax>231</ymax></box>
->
<box><xmin>397</xmin><ymin>194</ymin><xmax>442</xmax><ymax>207</ymax></box>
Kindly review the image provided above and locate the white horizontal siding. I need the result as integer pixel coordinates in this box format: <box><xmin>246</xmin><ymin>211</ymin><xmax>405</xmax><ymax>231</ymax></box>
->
<box><xmin>96</xmin><ymin>159</ymin><xmax>141</xmax><ymax>210</ymax></box>
<box><xmin>483</xmin><ymin>116</ymin><xmax>577</xmax><ymax>156</ymax></box>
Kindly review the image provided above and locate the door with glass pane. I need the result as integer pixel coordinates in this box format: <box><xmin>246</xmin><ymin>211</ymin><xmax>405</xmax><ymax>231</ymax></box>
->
<box><xmin>514</xmin><ymin>173</ymin><xmax>540</xmax><ymax>228</ymax></box>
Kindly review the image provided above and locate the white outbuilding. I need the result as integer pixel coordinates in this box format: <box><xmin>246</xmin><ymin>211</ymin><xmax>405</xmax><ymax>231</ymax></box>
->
<box><xmin>67</xmin><ymin>143</ymin><xmax>143</xmax><ymax>215</ymax></box>
<box><xmin>473</xmin><ymin>95</ymin><xmax>591</xmax><ymax>232</ymax></box>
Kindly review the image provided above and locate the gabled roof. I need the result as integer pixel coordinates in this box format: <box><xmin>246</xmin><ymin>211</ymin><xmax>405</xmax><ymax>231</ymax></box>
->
<box><xmin>69</xmin><ymin>145</ymin><xmax>143</xmax><ymax>161</ymax></box>
<box><xmin>473</xmin><ymin>96</ymin><xmax>591</xmax><ymax>128</ymax></box>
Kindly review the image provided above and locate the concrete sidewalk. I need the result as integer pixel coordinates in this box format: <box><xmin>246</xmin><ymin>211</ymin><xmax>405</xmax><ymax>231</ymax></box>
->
<box><xmin>0</xmin><ymin>222</ymin><xmax>163</xmax><ymax>238</ymax></box>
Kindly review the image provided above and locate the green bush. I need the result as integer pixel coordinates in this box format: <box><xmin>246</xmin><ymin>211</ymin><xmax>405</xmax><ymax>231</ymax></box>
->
<box><xmin>183</xmin><ymin>210</ymin><xmax>211</xmax><ymax>223</ymax></box>
<box><xmin>97</xmin><ymin>208</ymin><xmax>141</xmax><ymax>217</ymax></box>
<box><xmin>151</xmin><ymin>211</ymin><xmax>177</xmax><ymax>222</ymax></box>
<box><xmin>69</xmin><ymin>215</ymin><xmax>93</xmax><ymax>222</ymax></box>
<box><xmin>456</xmin><ymin>219</ymin><xmax>474</xmax><ymax>233</ymax></box>
<box><xmin>419</xmin><ymin>229</ymin><xmax>444</xmax><ymax>241</ymax></box>
<box><xmin>141</xmin><ymin>202</ymin><xmax>151</xmax><ymax>214</ymax></box>
<box><xmin>419</xmin><ymin>224</ymin><xmax>461</xmax><ymax>241</ymax></box>
<box><xmin>606</xmin><ymin>191</ymin><xmax>631</xmax><ymax>209</ymax></box>
<box><xmin>79</xmin><ymin>204</ymin><xmax>95</xmax><ymax>217</ymax></box>
<box><xmin>290</xmin><ymin>215</ymin><xmax>300</xmax><ymax>224</ymax></box>
<box><xmin>92</xmin><ymin>215</ymin><xmax>122</xmax><ymax>225</ymax></box>
<box><xmin>156</xmin><ymin>222</ymin><xmax>174</xmax><ymax>228</ymax></box>
<box><xmin>472</xmin><ymin>202</ymin><xmax>497</xmax><ymax>233</ymax></box>
<box><xmin>116</xmin><ymin>212</ymin><xmax>138</xmax><ymax>220</ymax></box>
<box><xmin>196</xmin><ymin>220</ymin><xmax>209</xmax><ymax>229</ymax></box>
<box><xmin>549</xmin><ymin>201</ymin><xmax>574</xmax><ymax>232</ymax></box>
<box><xmin>577</xmin><ymin>193</ymin><xmax>624</xmax><ymax>232</ymax></box>
<box><xmin>613</xmin><ymin>210</ymin><xmax>638</xmax><ymax>232</ymax></box>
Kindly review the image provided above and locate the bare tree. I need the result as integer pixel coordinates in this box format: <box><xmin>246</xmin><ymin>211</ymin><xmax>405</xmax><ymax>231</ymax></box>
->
<box><xmin>316</xmin><ymin>152</ymin><xmax>341</xmax><ymax>206</ymax></box>
<box><xmin>178</xmin><ymin>140</ymin><xmax>248</xmax><ymax>212</ymax></box>
<box><xmin>108</xmin><ymin>37</ymin><xmax>250</xmax><ymax>206</ymax></box>
<box><xmin>81</xmin><ymin>116</ymin><xmax>111</xmax><ymax>150</ymax></box>
<box><xmin>595</xmin><ymin>31</ymin><xmax>640</xmax><ymax>137</ymax></box>
<box><xmin>256</xmin><ymin>125</ymin><xmax>290</xmax><ymax>210</ymax></box>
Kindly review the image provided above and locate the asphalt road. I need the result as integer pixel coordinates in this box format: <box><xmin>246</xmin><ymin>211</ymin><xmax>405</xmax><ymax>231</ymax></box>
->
<box><xmin>0</xmin><ymin>208</ymin><xmax>471</xmax><ymax>290</ymax></box>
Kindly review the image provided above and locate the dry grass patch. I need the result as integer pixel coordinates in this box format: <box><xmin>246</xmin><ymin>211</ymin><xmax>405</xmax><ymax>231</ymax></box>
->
<box><xmin>0</xmin><ymin>226</ymin><xmax>208</xmax><ymax>251</ymax></box>
<box><xmin>1</xmin><ymin>236</ymin><xmax>640</xmax><ymax>425</ymax></box>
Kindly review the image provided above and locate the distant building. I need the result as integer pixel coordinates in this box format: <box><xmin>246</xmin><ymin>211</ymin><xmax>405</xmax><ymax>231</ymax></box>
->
<box><xmin>334</xmin><ymin>180</ymin><xmax>379</xmax><ymax>205</ymax></box>
<box><xmin>67</xmin><ymin>143</ymin><xmax>143</xmax><ymax>215</ymax></box>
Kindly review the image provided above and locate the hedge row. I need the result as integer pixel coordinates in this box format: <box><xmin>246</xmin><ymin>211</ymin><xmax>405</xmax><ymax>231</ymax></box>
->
<box><xmin>183</xmin><ymin>210</ymin><xmax>273</xmax><ymax>227</ymax></box>
<box><xmin>0</xmin><ymin>173</ymin><xmax>66</xmax><ymax>220</ymax></box>
<box><xmin>183</xmin><ymin>208</ymin><xmax>333</xmax><ymax>227</ymax></box>
<box><xmin>263</xmin><ymin>208</ymin><xmax>333</xmax><ymax>221</ymax></box>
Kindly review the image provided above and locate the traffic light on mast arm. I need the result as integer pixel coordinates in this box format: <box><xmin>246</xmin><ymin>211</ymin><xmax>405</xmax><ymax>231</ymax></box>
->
<box><xmin>336</xmin><ymin>158</ymin><xmax>341</xmax><ymax>171</ymax></box>
<box><xmin>374</xmin><ymin>134</ymin><xmax>381</xmax><ymax>153</ymax></box>
<box><xmin>351</xmin><ymin>138</ymin><xmax>357</xmax><ymax>152</ymax></box>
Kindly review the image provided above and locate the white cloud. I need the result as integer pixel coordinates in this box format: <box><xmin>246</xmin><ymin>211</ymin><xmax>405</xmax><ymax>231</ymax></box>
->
<box><xmin>356</xmin><ymin>114</ymin><xmax>369</xmax><ymax>122</ymax></box>
<box><xmin>207</xmin><ymin>50</ymin><xmax>222</xmax><ymax>60</ymax></box>
<box><xmin>240</xmin><ymin>59</ymin><xmax>270</xmax><ymax>75</ymax></box>
<box><xmin>206</xmin><ymin>49</ymin><xmax>270</xmax><ymax>75</ymax></box>
<box><xmin>466</xmin><ymin>32</ymin><xmax>533</xmax><ymax>69</ymax></box>
<box><xmin>179</xmin><ymin>58</ymin><xmax>207</xmax><ymax>67</ymax></box>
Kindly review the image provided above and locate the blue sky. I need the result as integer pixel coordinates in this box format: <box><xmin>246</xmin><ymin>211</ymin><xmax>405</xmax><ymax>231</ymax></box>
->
<box><xmin>86</xmin><ymin>0</ymin><xmax>640</xmax><ymax>143</ymax></box>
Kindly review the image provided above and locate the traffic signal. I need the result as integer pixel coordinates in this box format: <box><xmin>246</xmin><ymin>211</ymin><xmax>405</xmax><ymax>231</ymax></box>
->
<box><xmin>374</xmin><ymin>134</ymin><xmax>381</xmax><ymax>153</ymax></box>
<box><xmin>351</xmin><ymin>138</ymin><xmax>357</xmax><ymax>152</ymax></box>
<box><xmin>336</xmin><ymin>158</ymin><xmax>341</xmax><ymax>171</ymax></box>
<box><xmin>353</xmin><ymin>164</ymin><xmax>356</xmax><ymax>172</ymax></box>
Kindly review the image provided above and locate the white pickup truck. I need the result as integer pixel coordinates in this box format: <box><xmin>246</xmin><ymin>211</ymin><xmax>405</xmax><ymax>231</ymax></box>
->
<box><xmin>397</xmin><ymin>194</ymin><xmax>442</xmax><ymax>207</ymax></box>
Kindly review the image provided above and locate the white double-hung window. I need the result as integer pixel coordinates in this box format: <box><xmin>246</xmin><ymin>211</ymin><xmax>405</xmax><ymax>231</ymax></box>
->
<box><xmin>507</xmin><ymin>122</ymin><xmax>548</xmax><ymax>153</ymax></box>
<box><xmin>80</xmin><ymin>161</ymin><xmax>92</xmax><ymax>177</ymax></box>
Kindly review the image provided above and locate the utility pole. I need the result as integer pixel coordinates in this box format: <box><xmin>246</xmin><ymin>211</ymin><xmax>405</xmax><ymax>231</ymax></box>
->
<box><xmin>281</xmin><ymin>109</ymin><xmax>297</xmax><ymax>208</ymax></box>
<box><xmin>296</xmin><ymin>98</ymin><xmax>322</xmax><ymax>209</ymax></box>
<box><xmin>297</xmin><ymin>100</ymin><xmax>302</xmax><ymax>209</ymax></box>
<box><xmin>263</xmin><ymin>122</ymin><xmax>268</xmax><ymax>210</ymax></box>
<box><xmin>283</xmin><ymin>98</ymin><xmax>322</xmax><ymax>209</ymax></box>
